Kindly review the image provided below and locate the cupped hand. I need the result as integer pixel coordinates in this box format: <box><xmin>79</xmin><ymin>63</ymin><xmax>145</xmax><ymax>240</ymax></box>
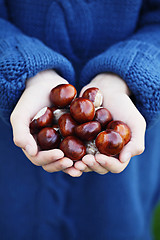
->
<box><xmin>10</xmin><ymin>69</ymin><xmax>82</xmax><ymax>176</ymax></box>
<box><xmin>74</xmin><ymin>73</ymin><xmax>146</xmax><ymax>175</ymax></box>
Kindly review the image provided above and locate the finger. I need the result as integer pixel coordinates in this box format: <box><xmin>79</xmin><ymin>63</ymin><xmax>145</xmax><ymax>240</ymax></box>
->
<box><xmin>63</xmin><ymin>167</ymin><xmax>83</xmax><ymax>177</ymax></box>
<box><xmin>11</xmin><ymin>112</ymin><xmax>38</xmax><ymax>156</ymax></box>
<box><xmin>95</xmin><ymin>154</ymin><xmax>129</xmax><ymax>173</ymax></box>
<box><xmin>119</xmin><ymin>138</ymin><xmax>144</xmax><ymax>163</ymax></box>
<box><xmin>119</xmin><ymin>116</ymin><xmax>146</xmax><ymax>163</ymax></box>
<box><xmin>10</xmin><ymin>85</ymin><xmax>53</xmax><ymax>156</ymax></box>
<box><xmin>82</xmin><ymin>154</ymin><xmax>109</xmax><ymax>175</ymax></box>
<box><xmin>22</xmin><ymin>148</ymin><xmax>64</xmax><ymax>166</ymax></box>
<box><xmin>42</xmin><ymin>157</ymin><xmax>73</xmax><ymax>173</ymax></box>
<box><xmin>74</xmin><ymin>161</ymin><xmax>92</xmax><ymax>172</ymax></box>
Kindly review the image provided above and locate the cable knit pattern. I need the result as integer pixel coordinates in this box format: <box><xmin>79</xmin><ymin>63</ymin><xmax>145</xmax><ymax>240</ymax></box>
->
<box><xmin>0</xmin><ymin>23</ymin><xmax>75</xmax><ymax>122</ymax></box>
<box><xmin>0</xmin><ymin>0</ymin><xmax>160</xmax><ymax>127</ymax></box>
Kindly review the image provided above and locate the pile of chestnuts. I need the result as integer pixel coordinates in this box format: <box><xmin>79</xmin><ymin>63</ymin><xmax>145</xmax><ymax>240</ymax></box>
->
<box><xmin>29</xmin><ymin>84</ymin><xmax>131</xmax><ymax>161</ymax></box>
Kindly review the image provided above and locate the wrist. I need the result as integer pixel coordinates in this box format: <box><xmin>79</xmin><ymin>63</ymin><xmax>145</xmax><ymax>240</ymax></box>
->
<box><xmin>26</xmin><ymin>69</ymin><xmax>68</xmax><ymax>90</ymax></box>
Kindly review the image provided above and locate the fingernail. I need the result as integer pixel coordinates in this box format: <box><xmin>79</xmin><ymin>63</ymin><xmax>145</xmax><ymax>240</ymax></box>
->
<box><xmin>25</xmin><ymin>145</ymin><xmax>35</xmax><ymax>156</ymax></box>
<box><xmin>121</xmin><ymin>152</ymin><xmax>131</xmax><ymax>163</ymax></box>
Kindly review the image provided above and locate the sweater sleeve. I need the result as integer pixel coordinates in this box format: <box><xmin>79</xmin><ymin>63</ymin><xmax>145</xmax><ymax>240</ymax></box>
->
<box><xmin>0</xmin><ymin>3</ymin><xmax>75</xmax><ymax>123</ymax></box>
<box><xmin>80</xmin><ymin>0</ymin><xmax>160</xmax><ymax>127</ymax></box>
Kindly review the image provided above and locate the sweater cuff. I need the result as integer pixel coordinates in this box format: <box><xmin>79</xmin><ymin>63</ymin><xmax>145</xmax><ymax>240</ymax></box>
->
<box><xmin>80</xmin><ymin>40</ymin><xmax>160</xmax><ymax>127</ymax></box>
<box><xmin>0</xmin><ymin>35</ymin><xmax>75</xmax><ymax>122</ymax></box>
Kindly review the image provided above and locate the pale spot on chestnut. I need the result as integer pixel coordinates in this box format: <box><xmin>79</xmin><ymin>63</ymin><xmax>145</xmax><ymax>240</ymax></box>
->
<box><xmin>30</xmin><ymin>107</ymin><xmax>53</xmax><ymax>134</ymax></box>
<box><xmin>82</xmin><ymin>87</ymin><xmax>103</xmax><ymax>108</ymax></box>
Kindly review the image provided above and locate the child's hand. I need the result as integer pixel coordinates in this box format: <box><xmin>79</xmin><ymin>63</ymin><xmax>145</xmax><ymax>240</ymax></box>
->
<box><xmin>74</xmin><ymin>73</ymin><xmax>146</xmax><ymax>175</ymax></box>
<box><xmin>10</xmin><ymin>70</ymin><xmax>82</xmax><ymax>176</ymax></box>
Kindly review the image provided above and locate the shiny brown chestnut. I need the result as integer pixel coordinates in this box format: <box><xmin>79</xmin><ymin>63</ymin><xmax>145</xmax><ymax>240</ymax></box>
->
<box><xmin>107</xmin><ymin>120</ymin><xmax>131</xmax><ymax>145</ymax></box>
<box><xmin>82</xmin><ymin>87</ymin><xmax>103</xmax><ymax>108</ymax></box>
<box><xmin>74</xmin><ymin>121</ymin><xmax>101</xmax><ymax>141</ymax></box>
<box><xmin>70</xmin><ymin>97</ymin><xmax>95</xmax><ymax>123</ymax></box>
<box><xmin>95</xmin><ymin>130</ymin><xmax>124</xmax><ymax>156</ymax></box>
<box><xmin>50</xmin><ymin>84</ymin><xmax>77</xmax><ymax>108</ymax></box>
<box><xmin>58</xmin><ymin>113</ymin><xmax>77</xmax><ymax>137</ymax></box>
<box><xmin>30</xmin><ymin>107</ymin><xmax>53</xmax><ymax>134</ymax></box>
<box><xmin>60</xmin><ymin>136</ymin><xmax>86</xmax><ymax>161</ymax></box>
<box><xmin>37</xmin><ymin>127</ymin><xmax>61</xmax><ymax>150</ymax></box>
<box><xmin>94</xmin><ymin>108</ymin><xmax>112</xmax><ymax>128</ymax></box>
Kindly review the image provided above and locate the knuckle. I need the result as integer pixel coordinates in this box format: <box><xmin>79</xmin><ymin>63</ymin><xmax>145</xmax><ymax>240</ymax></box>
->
<box><xmin>13</xmin><ymin>136</ymin><xmax>23</xmax><ymax>147</ymax></box>
<box><xmin>59</xmin><ymin>161</ymin><xmax>65</xmax><ymax>169</ymax></box>
<box><xmin>59</xmin><ymin>159</ymin><xmax>69</xmax><ymax>169</ymax></box>
<box><xmin>136</xmin><ymin>145</ymin><xmax>145</xmax><ymax>155</ymax></box>
<box><xmin>10</xmin><ymin>113</ymin><xmax>14</xmax><ymax>125</ymax></box>
<box><xmin>139</xmin><ymin>115</ymin><xmax>146</xmax><ymax>130</ymax></box>
<box><xmin>10</xmin><ymin>112</ymin><xmax>20</xmax><ymax>125</ymax></box>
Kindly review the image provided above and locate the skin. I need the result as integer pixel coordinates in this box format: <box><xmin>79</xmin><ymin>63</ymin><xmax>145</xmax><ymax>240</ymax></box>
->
<box><xmin>10</xmin><ymin>70</ymin><xmax>146</xmax><ymax>177</ymax></box>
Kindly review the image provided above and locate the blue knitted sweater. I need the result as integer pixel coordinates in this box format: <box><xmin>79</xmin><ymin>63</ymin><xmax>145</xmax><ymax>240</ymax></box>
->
<box><xmin>1</xmin><ymin>1</ymin><xmax>160</xmax><ymax>240</ymax></box>
<box><xmin>0</xmin><ymin>0</ymin><xmax>160</xmax><ymax>126</ymax></box>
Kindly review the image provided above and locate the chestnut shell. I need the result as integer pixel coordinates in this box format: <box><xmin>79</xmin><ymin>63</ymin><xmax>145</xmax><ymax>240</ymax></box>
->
<box><xmin>95</xmin><ymin>130</ymin><xmax>124</xmax><ymax>156</ymax></box>
<box><xmin>50</xmin><ymin>84</ymin><xmax>77</xmax><ymax>108</ymax></box>
<box><xmin>70</xmin><ymin>98</ymin><xmax>95</xmax><ymax>123</ymax></box>
<box><xmin>94</xmin><ymin>108</ymin><xmax>112</xmax><ymax>129</ymax></box>
<box><xmin>58</xmin><ymin>113</ymin><xmax>77</xmax><ymax>137</ymax></box>
<box><xmin>37</xmin><ymin>127</ymin><xmax>61</xmax><ymax>150</ymax></box>
<box><xmin>107</xmin><ymin>120</ymin><xmax>131</xmax><ymax>145</ymax></box>
<box><xmin>60</xmin><ymin>136</ymin><xmax>86</xmax><ymax>161</ymax></box>
<box><xmin>74</xmin><ymin>121</ymin><xmax>101</xmax><ymax>141</ymax></box>
<box><xmin>30</xmin><ymin>107</ymin><xmax>53</xmax><ymax>134</ymax></box>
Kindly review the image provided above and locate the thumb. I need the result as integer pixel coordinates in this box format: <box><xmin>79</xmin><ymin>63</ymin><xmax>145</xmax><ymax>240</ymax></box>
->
<box><xmin>10</xmin><ymin>112</ymin><xmax>38</xmax><ymax>156</ymax></box>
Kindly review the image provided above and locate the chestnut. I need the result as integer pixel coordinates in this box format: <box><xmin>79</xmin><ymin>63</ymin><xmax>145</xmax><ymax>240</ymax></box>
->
<box><xmin>70</xmin><ymin>98</ymin><xmax>95</xmax><ymax>123</ymax></box>
<box><xmin>95</xmin><ymin>130</ymin><xmax>124</xmax><ymax>156</ymax></box>
<box><xmin>58</xmin><ymin>113</ymin><xmax>77</xmax><ymax>137</ymax></box>
<box><xmin>107</xmin><ymin>120</ymin><xmax>131</xmax><ymax>145</ymax></box>
<box><xmin>50</xmin><ymin>84</ymin><xmax>77</xmax><ymax>108</ymax></box>
<box><xmin>82</xmin><ymin>87</ymin><xmax>103</xmax><ymax>108</ymax></box>
<box><xmin>30</xmin><ymin>107</ymin><xmax>53</xmax><ymax>134</ymax></box>
<box><xmin>74</xmin><ymin>121</ymin><xmax>101</xmax><ymax>141</ymax></box>
<box><xmin>60</xmin><ymin>136</ymin><xmax>86</xmax><ymax>161</ymax></box>
<box><xmin>37</xmin><ymin>127</ymin><xmax>61</xmax><ymax>150</ymax></box>
<box><xmin>94</xmin><ymin>108</ymin><xmax>112</xmax><ymax>128</ymax></box>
